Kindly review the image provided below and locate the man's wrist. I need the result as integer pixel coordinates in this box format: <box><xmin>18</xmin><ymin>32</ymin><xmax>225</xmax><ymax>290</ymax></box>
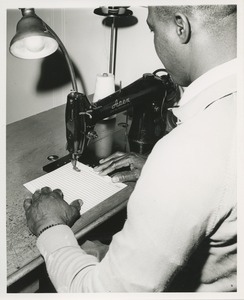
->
<box><xmin>36</xmin><ymin>225</ymin><xmax>79</xmax><ymax>260</ymax></box>
<box><xmin>37</xmin><ymin>223</ymin><xmax>64</xmax><ymax>237</ymax></box>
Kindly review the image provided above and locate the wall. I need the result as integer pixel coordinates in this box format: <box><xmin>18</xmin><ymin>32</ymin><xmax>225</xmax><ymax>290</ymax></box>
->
<box><xmin>7</xmin><ymin>7</ymin><xmax>162</xmax><ymax>124</ymax></box>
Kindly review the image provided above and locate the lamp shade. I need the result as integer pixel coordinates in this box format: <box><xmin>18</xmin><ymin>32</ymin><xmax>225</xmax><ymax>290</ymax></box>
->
<box><xmin>10</xmin><ymin>9</ymin><xmax>58</xmax><ymax>59</ymax></box>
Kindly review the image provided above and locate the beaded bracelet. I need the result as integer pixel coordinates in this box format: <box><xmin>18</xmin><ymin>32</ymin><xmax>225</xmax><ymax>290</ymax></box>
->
<box><xmin>37</xmin><ymin>223</ymin><xmax>64</xmax><ymax>238</ymax></box>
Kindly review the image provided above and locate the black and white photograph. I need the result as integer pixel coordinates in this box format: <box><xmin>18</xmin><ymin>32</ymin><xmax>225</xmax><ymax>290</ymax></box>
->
<box><xmin>1</xmin><ymin>0</ymin><xmax>244</xmax><ymax>298</ymax></box>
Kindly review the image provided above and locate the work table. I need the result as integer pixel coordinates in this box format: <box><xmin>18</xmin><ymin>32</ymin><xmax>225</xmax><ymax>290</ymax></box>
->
<box><xmin>6</xmin><ymin>104</ymin><xmax>133</xmax><ymax>290</ymax></box>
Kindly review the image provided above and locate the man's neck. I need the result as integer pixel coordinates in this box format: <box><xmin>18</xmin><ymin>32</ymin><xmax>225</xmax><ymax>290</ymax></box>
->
<box><xmin>189</xmin><ymin>33</ymin><xmax>237</xmax><ymax>83</ymax></box>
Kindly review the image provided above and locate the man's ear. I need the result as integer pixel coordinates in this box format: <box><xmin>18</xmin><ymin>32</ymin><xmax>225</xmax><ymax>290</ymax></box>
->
<box><xmin>174</xmin><ymin>12</ymin><xmax>191</xmax><ymax>44</ymax></box>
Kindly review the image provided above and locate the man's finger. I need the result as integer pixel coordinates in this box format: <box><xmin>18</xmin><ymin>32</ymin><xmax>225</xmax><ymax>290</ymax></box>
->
<box><xmin>98</xmin><ymin>151</ymin><xmax>124</xmax><ymax>164</ymax></box>
<box><xmin>41</xmin><ymin>186</ymin><xmax>52</xmax><ymax>194</ymax></box>
<box><xmin>32</xmin><ymin>189</ymin><xmax>41</xmax><ymax>201</ymax></box>
<box><xmin>98</xmin><ymin>158</ymin><xmax>130</xmax><ymax>175</ymax></box>
<box><xmin>53</xmin><ymin>189</ymin><xmax>64</xmax><ymax>199</ymax></box>
<box><xmin>68</xmin><ymin>200</ymin><xmax>83</xmax><ymax>226</ymax></box>
<box><xmin>70</xmin><ymin>199</ymin><xmax>83</xmax><ymax>211</ymax></box>
<box><xmin>93</xmin><ymin>160</ymin><xmax>111</xmax><ymax>173</ymax></box>
<box><xmin>23</xmin><ymin>198</ymin><xmax>32</xmax><ymax>211</ymax></box>
<box><xmin>111</xmin><ymin>170</ymin><xmax>138</xmax><ymax>183</ymax></box>
<box><xmin>94</xmin><ymin>154</ymin><xmax>125</xmax><ymax>173</ymax></box>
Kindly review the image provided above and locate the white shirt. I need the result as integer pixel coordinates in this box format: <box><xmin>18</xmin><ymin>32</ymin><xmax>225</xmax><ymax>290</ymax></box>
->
<box><xmin>37</xmin><ymin>59</ymin><xmax>237</xmax><ymax>292</ymax></box>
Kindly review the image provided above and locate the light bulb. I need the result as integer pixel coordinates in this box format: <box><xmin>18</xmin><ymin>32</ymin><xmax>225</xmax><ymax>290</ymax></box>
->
<box><xmin>24</xmin><ymin>36</ymin><xmax>45</xmax><ymax>52</ymax></box>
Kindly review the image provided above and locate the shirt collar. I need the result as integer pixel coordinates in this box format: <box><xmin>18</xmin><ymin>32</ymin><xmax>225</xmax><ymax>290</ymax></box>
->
<box><xmin>172</xmin><ymin>58</ymin><xmax>237</xmax><ymax>124</ymax></box>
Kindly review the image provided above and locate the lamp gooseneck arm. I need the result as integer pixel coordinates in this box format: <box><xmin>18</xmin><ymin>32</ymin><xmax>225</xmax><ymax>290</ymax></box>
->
<box><xmin>45</xmin><ymin>23</ymin><xmax>78</xmax><ymax>92</ymax></box>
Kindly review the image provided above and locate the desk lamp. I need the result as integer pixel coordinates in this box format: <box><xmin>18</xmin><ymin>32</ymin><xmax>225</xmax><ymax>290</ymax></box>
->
<box><xmin>9</xmin><ymin>8</ymin><xmax>85</xmax><ymax>170</ymax></box>
<box><xmin>10</xmin><ymin>8</ymin><xmax>78</xmax><ymax>91</ymax></box>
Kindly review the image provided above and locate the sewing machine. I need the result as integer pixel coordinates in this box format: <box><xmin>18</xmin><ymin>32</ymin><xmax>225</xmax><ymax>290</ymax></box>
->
<box><xmin>66</xmin><ymin>69</ymin><xmax>181</xmax><ymax>171</ymax></box>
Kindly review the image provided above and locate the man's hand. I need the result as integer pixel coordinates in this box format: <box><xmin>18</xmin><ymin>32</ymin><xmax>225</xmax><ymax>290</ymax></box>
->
<box><xmin>23</xmin><ymin>187</ymin><xmax>83</xmax><ymax>237</ymax></box>
<box><xmin>94</xmin><ymin>151</ymin><xmax>147</xmax><ymax>183</ymax></box>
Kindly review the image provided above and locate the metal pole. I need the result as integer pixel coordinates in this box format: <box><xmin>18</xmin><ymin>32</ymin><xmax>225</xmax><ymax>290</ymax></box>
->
<box><xmin>109</xmin><ymin>17</ymin><xmax>117</xmax><ymax>75</ymax></box>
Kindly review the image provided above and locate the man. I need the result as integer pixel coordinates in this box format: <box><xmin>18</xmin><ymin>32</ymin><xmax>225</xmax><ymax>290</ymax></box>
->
<box><xmin>24</xmin><ymin>5</ymin><xmax>237</xmax><ymax>292</ymax></box>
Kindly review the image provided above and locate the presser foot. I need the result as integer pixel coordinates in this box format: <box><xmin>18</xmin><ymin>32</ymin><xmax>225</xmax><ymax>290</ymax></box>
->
<box><xmin>71</xmin><ymin>159</ymin><xmax>81</xmax><ymax>172</ymax></box>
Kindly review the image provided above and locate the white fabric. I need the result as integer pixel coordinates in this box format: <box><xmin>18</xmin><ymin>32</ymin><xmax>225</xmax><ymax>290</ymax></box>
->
<box><xmin>37</xmin><ymin>59</ymin><xmax>237</xmax><ymax>292</ymax></box>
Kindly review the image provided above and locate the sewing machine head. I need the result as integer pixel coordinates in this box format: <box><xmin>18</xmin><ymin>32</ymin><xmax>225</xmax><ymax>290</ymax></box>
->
<box><xmin>65</xmin><ymin>70</ymin><xmax>181</xmax><ymax>165</ymax></box>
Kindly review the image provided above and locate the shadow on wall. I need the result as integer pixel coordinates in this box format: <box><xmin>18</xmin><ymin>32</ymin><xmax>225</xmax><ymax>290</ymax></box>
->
<box><xmin>36</xmin><ymin>14</ymin><xmax>138</xmax><ymax>95</ymax></box>
<box><xmin>36</xmin><ymin>50</ymin><xmax>87</xmax><ymax>94</ymax></box>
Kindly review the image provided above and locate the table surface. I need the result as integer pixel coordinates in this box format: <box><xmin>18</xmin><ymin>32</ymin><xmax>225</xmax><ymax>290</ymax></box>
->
<box><xmin>6</xmin><ymin>105</ymin><xmax>133</xmax><ymax>286</ymax></box>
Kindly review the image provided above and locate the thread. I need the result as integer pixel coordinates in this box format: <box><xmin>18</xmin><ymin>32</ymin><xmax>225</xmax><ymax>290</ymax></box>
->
<box><xmin>93</xmin><ymin>73</ymin><xmax>115</xmax><ymax>103</ymax></box>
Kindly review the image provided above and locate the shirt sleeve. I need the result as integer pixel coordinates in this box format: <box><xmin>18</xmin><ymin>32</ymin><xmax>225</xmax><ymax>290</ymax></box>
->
<box><xmin>36</xmin><ymin>224</ymin><xmax>105</xmax><ymax>292</ymax></box>
<box><xmin>37</xmin><ymin>104</ymin><xmax>232</xmax><ymax>292</ymax></box>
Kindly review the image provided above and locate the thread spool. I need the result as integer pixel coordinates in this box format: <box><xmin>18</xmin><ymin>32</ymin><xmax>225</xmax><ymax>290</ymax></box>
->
<box><xmin>93</xmin><ymin>73</ymin><xmax>115</xmax><ymax>103</ymax></box>
<box><xmin>93</xmin><ymin>72</ymin><xmax>116</xmax><ymax>120</ymax></box>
